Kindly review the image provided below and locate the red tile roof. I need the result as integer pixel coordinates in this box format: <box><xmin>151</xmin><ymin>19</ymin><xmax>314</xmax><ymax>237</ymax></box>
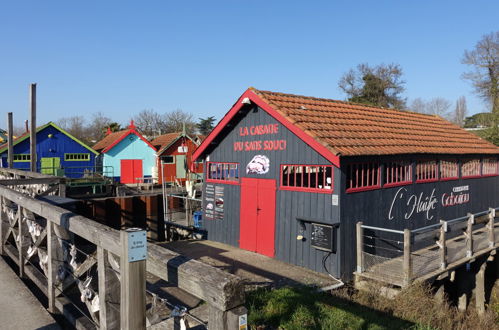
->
<box><xmin>251</xmin><ymin>88</ymin><xmax>499</xmax><ymax>156</ymax></box>
<box><xmin>151</xmin><ymin>132</ymin><xmax>181</xmax><ymax>151</ymax></box>
<box><xmin>92</xmin><ymin>130</ymin><xmax>129</xmax><ymax>152</ymax></box>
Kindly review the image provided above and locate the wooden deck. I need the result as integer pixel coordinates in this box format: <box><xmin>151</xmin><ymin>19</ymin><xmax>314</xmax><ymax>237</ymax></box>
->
<box><xmin>356</xmin><ymin>212</ymin><xmax>499</xmax><ymax>288</ymax></box>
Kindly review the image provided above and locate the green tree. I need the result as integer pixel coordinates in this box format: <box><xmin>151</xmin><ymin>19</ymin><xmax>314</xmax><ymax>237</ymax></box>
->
<box><xmin>338</xmin><ymin>63</ymin><xmax>406</xmax><ymax>109</ymax></box>
<box><xmin>462</xmin><ymin>31</ymin><xmax>499</xmax><ymax>116</ymax></box>
<box><xmin>196</xmin><ymin>116</ymin><xmax>216</xmax><ymax>135</ymax></box>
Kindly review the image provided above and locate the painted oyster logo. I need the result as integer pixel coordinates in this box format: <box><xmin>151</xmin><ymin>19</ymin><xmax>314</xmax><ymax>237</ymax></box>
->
<box><xmin>246</xmin><ymin>155</ymin><xmax>270</xmax><ymax>174</ymax></box>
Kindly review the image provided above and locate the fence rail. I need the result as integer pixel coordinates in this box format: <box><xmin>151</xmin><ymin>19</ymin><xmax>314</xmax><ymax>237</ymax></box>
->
<box><xmin>356</xmin><ymin>207</ymin><xmax>499</xmax><ymax>287</ymax></box>
<box><xmin>0</xmin><ymin>168</ymin><xmax>245</xmax><ymax>329</ymax></box>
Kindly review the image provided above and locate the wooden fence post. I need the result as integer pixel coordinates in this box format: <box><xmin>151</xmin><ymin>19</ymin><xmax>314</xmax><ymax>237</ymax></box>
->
<box><xmin>47</xmin><ymin>221</ymin><xmax>57</xmax><ymax>313</ymax></box>
<box><xmin>403</xmin><ymin>229</ymin><xmax>412</xmax><ymax>287</ymax></box>
<box><xmin>18</xmin><ymin>205</ymin><xmax>24</xmax><ymax>278</ymax></box>
<box><xmin>209</xmin><ymin>305</ymin><xmax>248</xmax><ymax>330</ymax></box>
<box><xmin>356</xmin><ymin>222</ymin><xmax>364</xmax><ymax>273</ymax></box>
<box><xmin>97</xmin><ymin>246</ymin><xmax>120</xmax><ymax>329</ymax></box>
<box><xmin>466</xmin><ymin>213</ymin><xmax>474</xmax><ymax>258</ymax></box>
<box><xmin>488</xmin><ymin>208</ymin><xmax>496</xmax><ymax>248</ymax></box>
<box><xmin>120</xmin><ymin>229</ymin><xmax>147</xmax><ymax>330</ymax></box>
<box><xmin>439</xmin><ymin>220</ymin><xmax>447</xmax><ymax>270</ymax></box>
<box><xmin>0</xmin><ymin>197</ymin><xmax>4</xmax><ymax>255</ymax></box>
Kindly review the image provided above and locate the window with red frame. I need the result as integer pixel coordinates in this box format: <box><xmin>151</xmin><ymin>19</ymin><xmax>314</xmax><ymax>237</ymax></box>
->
<box><xmin>207</xmin><ymin>162</ymin><xmax>239</xmax><ymax>182</ymax></box>
<box><xmin>440</xmin><ymin>160</ymin><xmax>458</xmax><ymax>180</ymax></box>
<box><xmin>346</xmin><ymin>163</ymin><xmax>380</xmax><ymax>192</ymax></box>
<box><xmin>482</xmin><ymin>158</ymin><xmax>498</xmax><ymax>176</ymax></box>
<box><xmin>384</xmin><ymin>161</ymin><xmax>412</xmax><ymax>186</ymax></box>
<box><xmin>462</xmin><ymin>159</ymin><xmax>481</xmax><ymax>178</ymax></box>
<box><xmin>281</xmin><ymin>165</ymin><xmax>333</xmax><ymax>192</ymax></box>
<box><xmin>416</xmin><ymin>160</ymin><xmax>438</xmax><ymax>182</ymax></box>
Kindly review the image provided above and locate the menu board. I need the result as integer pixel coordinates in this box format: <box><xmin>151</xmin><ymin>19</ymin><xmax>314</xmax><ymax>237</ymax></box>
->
<box><xmin>310</xmin><ymin>223</ymin><xmax>333</xmax><ymax>252</ymax></box>
<box><xmin>204</xmin><ymin>184</ymin><xmax>224</xmax><ymax>220</ymax></box>
<box><xmin>204</xmin><ymin>184</ymin><xmax>215</xmax><ymax>220</ymax></box>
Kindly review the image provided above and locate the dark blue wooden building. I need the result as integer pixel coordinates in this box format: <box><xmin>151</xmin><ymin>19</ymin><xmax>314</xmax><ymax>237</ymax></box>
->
<box><xmin>193</xmin><ymin>88</ymin><xmax>499</xmax><ymax>280</ymax></box>
<box><xmin>0</xmin><ymin>122</ymin><xmax>98</xmax><ymax>178</ymax></box>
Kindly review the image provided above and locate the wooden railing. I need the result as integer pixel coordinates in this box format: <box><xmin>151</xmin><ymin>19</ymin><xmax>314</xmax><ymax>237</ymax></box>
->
<box><xmin>356</xmin><ymin>207</ymin><xmax>499</xmax><ymax>287</ymax></box>
<box><xmin>0</xmin><ymin>169</ymin><xmax>246</xmax><ymax>329</ymax></box>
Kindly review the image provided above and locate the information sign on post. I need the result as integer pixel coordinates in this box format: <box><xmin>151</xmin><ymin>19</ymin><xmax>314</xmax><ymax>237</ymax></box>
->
<box><xmin>126</xmin><ymin>228</ymin><xmax>147</xmax><ymax>262</ymax></box>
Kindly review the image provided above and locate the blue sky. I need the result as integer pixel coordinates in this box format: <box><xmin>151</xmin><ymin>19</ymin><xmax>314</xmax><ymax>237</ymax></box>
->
<box><xmin>1</xmin><ymin>1</ymin><xmax>497</xmax><ymax>129</ymax></box>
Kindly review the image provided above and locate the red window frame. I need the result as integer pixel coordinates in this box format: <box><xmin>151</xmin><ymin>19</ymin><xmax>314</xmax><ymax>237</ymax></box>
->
<box><xmin>280</xmin><ymin>164</ymin><xmax>333</xmax><ymax>193</ymax></box>
<box><xmin>461</xmin><ymin>159</ymin><xmax>481</xmax><ymax>178</ymax></box>
<box><xmin>482</xmin><ymin>158</ymin><xmax>499</xmax><ymax>176</ymax></box>
<box><xmin>416</xmin><ymin>160</ymin><xmax>438</xmax><ymax>183</ymax></box>
<box><xmin>206</xmin><ymin>162</ymin><xmax>240</xmax><ymax>184</ymax></box>
<box><xmin>384</xmin><ymin>161</ymin><xmax>412</xmax><ymax>187</ymax></box>
<box><xmin>439</xmin><ymin>159</ymin><xmax>459</xmax><ymax>181</ymax></box>
<box><xmin>346</xmin><ymin>162</ymin><xmax>380</xmax><ymax>193</ymax></box>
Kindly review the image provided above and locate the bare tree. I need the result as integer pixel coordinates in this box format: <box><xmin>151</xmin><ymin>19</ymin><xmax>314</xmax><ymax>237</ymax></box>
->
<box><xmin>338</xmin><ymin>63</ymin><xmax>406</xmax><ymax>109</ymax></box>
<box><xmin>132</xmin><ymin>109</ymin><xmax>165</xmax><ymax>138</ymax></box>
<box><xmin>426</xmin><ymin>98</ymin><xmax>452</xmax><ymax>119</ymax></box>
<box><xmin>462</xmin><ymin>31</ymin><xmax>499</xmax><ymax>115</ymax></box>
<box><xmin>410</xmin><ymin>98</ymin><xmax>427</xmax><ymax>113</ymax></box>
<box><xmin>86</xmin><ymin>112</ymin><xmax>112</xmax><ymax>143</ymax></box>
<box><xmin>163</xmin><ymin>109</ymin><xmax>196</xmax><ymax>134</ymax></box>
<box><xmin>452</xmin><ymin>96</ymin><xmax>468</xmax><ymax>127</ymax></box>
<box><xmin>57</xmin><ymin>116</ymin><xmax>86</xmax><ymax>141</ymax></box>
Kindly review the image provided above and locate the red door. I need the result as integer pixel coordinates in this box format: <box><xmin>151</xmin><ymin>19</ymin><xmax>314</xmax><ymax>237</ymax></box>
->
<box><xmin>239</xmin><ymin>178</ymin><xmax>276</xmax><ymax>257</ymax></box>
<box><xmin>121</xmin><ymin>159</ymin><xmax>143</xmax><ymax>184</ymax></box>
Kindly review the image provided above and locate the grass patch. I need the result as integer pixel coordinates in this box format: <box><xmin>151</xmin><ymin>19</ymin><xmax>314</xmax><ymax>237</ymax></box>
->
<box><xmin>246</xmin><ymin>286</ymin><xmax>413</xmax><ymax>329</ymax></box>
<box><xmin>246</xmin><ymin>282</ymin><xmax>499</xmax><ymax>330</ymax></box>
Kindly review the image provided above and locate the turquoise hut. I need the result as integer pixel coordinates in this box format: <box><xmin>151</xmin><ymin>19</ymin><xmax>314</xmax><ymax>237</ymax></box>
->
<box><xmin>93</xmin><ymin>121</ymin><xmax>157</xmax><ymax>183</ymax></box>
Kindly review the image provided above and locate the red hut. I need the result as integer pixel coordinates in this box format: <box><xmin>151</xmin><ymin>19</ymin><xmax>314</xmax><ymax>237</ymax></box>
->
<box><xmin>151</xmin><ymin>132</ymin><xmax>204</xmax><ymax>185</ymax></box>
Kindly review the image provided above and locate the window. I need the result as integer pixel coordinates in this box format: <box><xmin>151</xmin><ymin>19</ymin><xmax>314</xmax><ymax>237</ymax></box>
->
<box><xmin>161</xmin><ymin>156</ymin><xmax>174</xmax><ymax>164</ymax></box>
<box><xmin>440</xmin><ymin>160</ymin><xmax>458</xmax><ymax>180</ymax></box>
<box><xmin>13</xmin><ymin>154</ymin><xmax>30</xmax><ymax>162</ymax></box>
<box><xmin>207</xmin><ymin>162</ymin><xmax>239</xmax><ymax>183</ymax></box>
<box><xmin>482</xmin><ymin>158</ymin><xmax>499</xmax><ymax>176</ymax></box>
<box><xmin>416</xmin><ymin>160</ymin><xmax>438</xmax><ymax>182</ymax></box>
<box><xmin>384</xmin><ymin>161</ymin><xmax>412</xmax><ymax>187</ymax></box>
<box><xmin>281</xmin><ymin>165</ymin><xmax>333</xmax><ymax>193</ymax></box>
<box><xmin>64</xmin><ymin>153</ymin><xmax>90</xmax><ymax>161</ymax></box>
<box><xmin>346</xmin><ymin>163</ymin><xmax>380</xmax><ymax>192</ymax></box>
<box><xmin>462</xmin><ymin>159</ymin><xmax>481</xmax><ymax>178</ymax></box>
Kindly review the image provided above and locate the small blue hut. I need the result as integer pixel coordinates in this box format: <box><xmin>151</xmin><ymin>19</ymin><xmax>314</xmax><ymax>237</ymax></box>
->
<box><xmin>92</xmin><ymin>121</ymin><xmax>157</xmax><ymax>183</ymax></box>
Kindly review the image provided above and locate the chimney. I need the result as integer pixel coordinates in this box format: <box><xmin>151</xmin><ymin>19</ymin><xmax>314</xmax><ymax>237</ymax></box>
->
<box><xmin>25</xmin><ymin>120</ymin><xmax>29</xmax><ymax>133</ymax></box>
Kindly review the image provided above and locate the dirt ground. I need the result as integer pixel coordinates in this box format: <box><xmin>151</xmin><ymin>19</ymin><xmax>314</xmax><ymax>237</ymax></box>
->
<box><xmin>159</xmin><ymin>239</ymin><xmax>341</xmax><ymax>290</ymax></box>
<box><xmin>145</xmin><ymin>239</ymin><xmax>341</xmax><ymax>328</ymax></box>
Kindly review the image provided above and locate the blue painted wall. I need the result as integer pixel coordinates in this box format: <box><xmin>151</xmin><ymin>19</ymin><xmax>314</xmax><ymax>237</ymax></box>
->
<box><xmin>102</xmin><ymin>133</ymin><xmax>156</xmax><ymax>180</ymax></box>
<box><xmin>0</xmin><ymin>125</ymin><xmax>96</xmax><ymax>178</ymax></box>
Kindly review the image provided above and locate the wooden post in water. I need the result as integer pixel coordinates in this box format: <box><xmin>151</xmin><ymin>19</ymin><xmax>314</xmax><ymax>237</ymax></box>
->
<box><xmin>466</xmin><ymin>213</ymin><xmax>474</xmax><ymax>258</ymax></box>
<box><xmin>120</xmin><ymin>229</ymin><xmax>146</xmax><ymax>330</ymax></box>
<box><xmin>403</xmin><ymin>229</ymin><xmax>412</xmax><ymax>286</ymax></box>
<box><xmin>29</xmin><ymin>83</ymin><xmax>37</xmax><ymax>172</ymax></box>
<box><xmin>356</xmin><ymin>222</ymin><xmax>363</xmax><ymax>273</ymax></box>
<box><xmin>488</xmin><ymin>208</ymin><xmax>496</xmax><ymax>248</ymax></box>
<box><xmin>7</xmin><ymin>112</ymin><xmax>13</xmax><ymax>168</ymax></box>
<box><xmin>439</xmin><ymin>220</ymin><xmax>447</xmax><ymax>270</ymax></box>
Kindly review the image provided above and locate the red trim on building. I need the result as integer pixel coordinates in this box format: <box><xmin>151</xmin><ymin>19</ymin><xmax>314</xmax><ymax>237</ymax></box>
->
<box><xmin>279</xmin><ymin>164</ymin><xmax>334</xmax><ymax>194</ymax></box>
<box><xmin>192</xmin><ymin>89</ymin><xmax>340</xmax><ymax>167</ymax></box>
<box><xmin>101</xmin><ymin>129</ymin><xmax>157</xmax><ymax>153</ymax></box>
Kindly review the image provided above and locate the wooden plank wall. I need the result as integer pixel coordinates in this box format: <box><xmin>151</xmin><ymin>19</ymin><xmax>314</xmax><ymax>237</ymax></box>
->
<box><xmin>76</xmin><ymin>194</ymin><xmax>166</xmax><ymax>241</ymax></box>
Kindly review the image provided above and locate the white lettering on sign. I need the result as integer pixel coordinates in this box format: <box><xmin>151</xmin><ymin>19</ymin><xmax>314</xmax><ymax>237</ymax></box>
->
<box><xmin>452</xmin><ymin>185</ymin><xmax>469</xmax><ymax>193</ymax></box>
<box><xmin>388</xmin><ymin>187</ymin><xmax>438</xmax><ymax>221</ymax></box>
<box><xmin>388</xmin><ymin>185</ymin><xmax>471</xmax><ymax>221</ymax></box>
